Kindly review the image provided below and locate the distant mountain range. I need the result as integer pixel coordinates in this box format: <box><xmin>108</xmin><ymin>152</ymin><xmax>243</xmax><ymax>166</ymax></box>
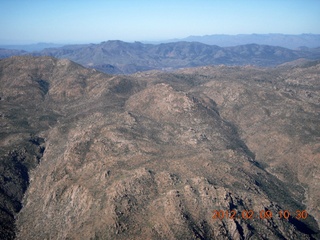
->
<box><xmin>0</xmin><ymin>42</ymin><xmax>65</xmax><ymax>52</ymax></box>
<box><xmin>1</xmin><ymin>34</ymin><xmax>319</xmax><ymax>52</ymax></box>
<box><xmin>0</xmin><ymin>48</ymin><xmax>27</xmax><ymax>59</ymax></box>
<box><xmin>35</xmin><ymin>41</ymin><xmax>320</xmax><ymax>74</ymax></box>
<box><xmin>165</xmin><ymin>34</ymin><xmax>320</xmax><ymax>50</ymax></box>
<box><xmin>1</xmin><ymin>38</ymin><xmax>320</xmax><ymax>74</ymax></box>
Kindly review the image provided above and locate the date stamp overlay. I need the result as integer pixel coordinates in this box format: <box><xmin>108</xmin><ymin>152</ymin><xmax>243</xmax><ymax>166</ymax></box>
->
<box><xmin>212</xmin><ymin>209</ymin><xmax>308</xmax><ymax>220</ymax></box>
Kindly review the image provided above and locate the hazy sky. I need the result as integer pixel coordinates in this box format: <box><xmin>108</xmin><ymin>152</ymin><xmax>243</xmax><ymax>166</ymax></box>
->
<box><xmin>1</xmin><ymin>0</ymin><xmax>319</xmax><ymax>44</ymax></box>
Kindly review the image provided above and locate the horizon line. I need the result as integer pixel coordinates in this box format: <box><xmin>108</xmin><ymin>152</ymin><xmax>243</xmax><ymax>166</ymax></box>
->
<box><xmin>1</xmin><ymin>33</ymin><xmax>320</xmax><ymax>46</ymax></box>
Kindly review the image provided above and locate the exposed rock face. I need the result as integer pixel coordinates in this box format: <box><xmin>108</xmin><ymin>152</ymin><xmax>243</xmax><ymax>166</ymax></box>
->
<box><xmin>0</xmin><ymin>56</ymin><xmax>319</xmax><ymax>239</ymax></box>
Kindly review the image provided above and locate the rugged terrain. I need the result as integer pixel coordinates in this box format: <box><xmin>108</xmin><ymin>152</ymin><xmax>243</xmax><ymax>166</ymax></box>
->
<box><xmin>0</xmin><ymin>56</ymin><xmax>319</xmax><ymax>239</ymax></box>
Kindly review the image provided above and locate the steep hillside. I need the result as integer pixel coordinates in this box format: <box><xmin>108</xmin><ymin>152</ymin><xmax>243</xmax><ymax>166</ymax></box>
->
<box><xmin>0</xmin><ymin>56</ymin><xmax>319</xmax><ymax>239</ymax></box>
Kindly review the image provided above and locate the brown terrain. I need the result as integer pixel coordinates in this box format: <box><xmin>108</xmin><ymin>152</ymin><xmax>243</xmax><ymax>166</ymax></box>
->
<box><xmin>0</xmin><ymin>56</ymin><xmax>319</xmax><ymax>239</ymax></box>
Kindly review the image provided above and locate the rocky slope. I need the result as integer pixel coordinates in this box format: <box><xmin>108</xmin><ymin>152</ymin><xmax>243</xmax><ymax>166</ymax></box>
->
<box><xmin>0</xmin><ymin>56</ymin><xmax>319</xmax><ymax>239</ymax></box>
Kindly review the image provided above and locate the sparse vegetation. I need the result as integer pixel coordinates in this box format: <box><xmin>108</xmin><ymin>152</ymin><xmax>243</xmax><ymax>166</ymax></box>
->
<box><xmin>0</xmin><ymin>56</ymin><xmax>319</xmax><ymax>239</ymax></box>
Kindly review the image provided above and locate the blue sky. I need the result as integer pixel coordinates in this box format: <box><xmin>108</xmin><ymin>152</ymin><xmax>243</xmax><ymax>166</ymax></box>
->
<box><xmin>0</xmin><ymin>0</ymin><xmax>319</xmax><ymax>44</ymax></box>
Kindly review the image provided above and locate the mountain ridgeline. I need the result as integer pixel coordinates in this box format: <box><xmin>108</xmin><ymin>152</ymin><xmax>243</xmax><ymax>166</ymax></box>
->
<box><xmin>34</xmin><ymin>41</ymin><xmax>320</xmax><ymax>74</ymax></box>
<box><xmin>0</xmin><ymin>56</ymin><xmax>319</xmax><ymax>239</ymax></box>
<box><xmin>176</xmin><ymin>33</ymin><xmax>320</xmax><ymax>49</ymax></box>
<box><xmin>1</xmin><ymin>40</ymin><xmax>320</xmax><ymax>74</ymax></box>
